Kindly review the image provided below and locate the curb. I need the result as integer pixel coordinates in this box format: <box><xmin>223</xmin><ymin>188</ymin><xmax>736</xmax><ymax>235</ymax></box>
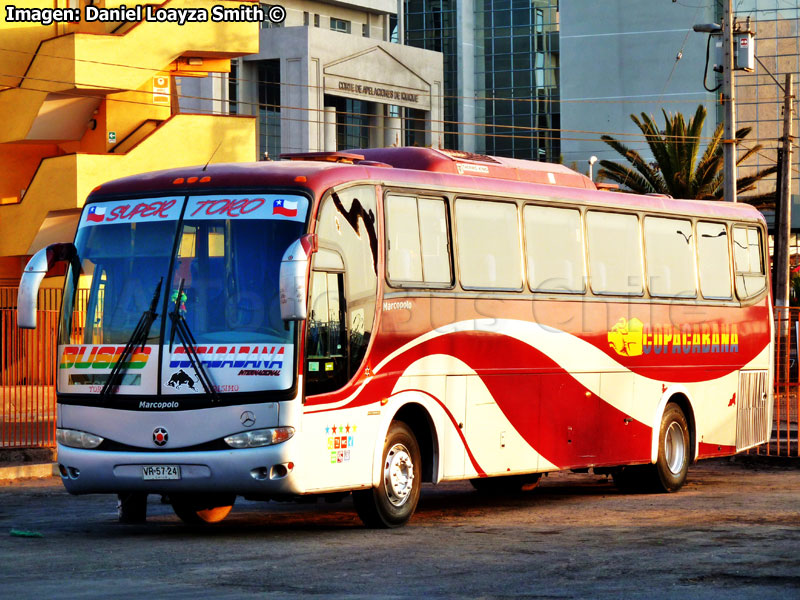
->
<box><xmin>0</xmin><ymin>463</ymin><xmax>59</xmax><ymax>481</ymax></box>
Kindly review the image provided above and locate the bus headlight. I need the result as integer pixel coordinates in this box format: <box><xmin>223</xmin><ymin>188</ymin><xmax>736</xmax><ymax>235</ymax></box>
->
<box><xmin>57</xmin><ymin>428</ymin><xmax>104</xmax><ymax>449</ymax></box>
<box><xmin>224</xmin><ymin>427</ymin><xmax>295</xmax><ymax>449</ymax></box>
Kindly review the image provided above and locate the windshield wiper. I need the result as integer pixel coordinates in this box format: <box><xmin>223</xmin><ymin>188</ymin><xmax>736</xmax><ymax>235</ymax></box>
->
<box><xmin>168</xmin><ymin>279</ymin><xmax>219</xmax><ymax>401</ymax></box>
<box><xmin>100</xmin><ymin>278</ymin><xmax>162</xmax><ymax>398</ymax></box>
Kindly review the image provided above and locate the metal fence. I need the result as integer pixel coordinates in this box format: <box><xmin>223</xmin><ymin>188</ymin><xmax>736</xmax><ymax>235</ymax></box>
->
<box><xmin>768</xmin><ymin>307</ymin><xmax>800</xmax><ymax>457</ymax></box>
<box><xmin>1</xmin><ymin>287</ymin><xmax>60</xmax><ymax>448</ymax></box>
<box><xmin>1</xmin><ymin>286</ymin><xmax>799</xmax><ymax>455</ymax></box>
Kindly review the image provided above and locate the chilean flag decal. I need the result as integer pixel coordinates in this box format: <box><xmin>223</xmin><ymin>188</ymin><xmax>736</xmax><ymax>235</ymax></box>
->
<box><xmin>86</xmin><ymin>206</ymin><xmax>106</xmax><ymax>223</ymax></box>
<box><xmin>272</xmin><ymin>198</ymin><xmax>298</xmax><ymax>218</ymax></box>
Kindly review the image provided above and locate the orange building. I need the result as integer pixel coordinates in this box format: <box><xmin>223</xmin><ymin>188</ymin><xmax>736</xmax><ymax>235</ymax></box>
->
<box><xmin>0</xmin><ymin>0</ymin><xmax>260</xmax><ymax>285</ymax></box>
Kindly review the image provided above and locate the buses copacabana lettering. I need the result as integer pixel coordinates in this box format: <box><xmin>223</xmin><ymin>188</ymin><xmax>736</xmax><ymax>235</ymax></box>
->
<box><xmin>19</xmin><ymin>148</ymin><xmax>772</xmax><ymax>527</ymax></box>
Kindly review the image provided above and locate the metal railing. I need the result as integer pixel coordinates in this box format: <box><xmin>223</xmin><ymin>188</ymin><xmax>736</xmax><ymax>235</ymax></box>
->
<box><xmin>1</xmin><ymin>287</ymin><xmax>61</xmax><ymax>448</ymax></box>
<box><xmin>767</xmin><ymin>307</ymin><xmax>800</xmax><ymax>456</ymax></box>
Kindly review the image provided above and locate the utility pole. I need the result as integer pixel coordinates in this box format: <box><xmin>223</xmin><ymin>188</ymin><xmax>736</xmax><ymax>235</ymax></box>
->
<box><xmin>722</xmin><ymin>0</ymin><xmax>737</xmax><ymax>203</ymax></box>
<box><xmin>775</xmin><ymin>73</ymin><xmax>795</xmax><ymax>308</ymax></box>
<box><xmin>693</xmin><ymin>0</ymin><xmax>739</xmax><ymax>201</ymax></box>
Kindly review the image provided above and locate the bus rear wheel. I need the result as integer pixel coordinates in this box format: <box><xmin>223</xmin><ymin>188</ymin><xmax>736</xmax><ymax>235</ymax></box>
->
<box><xmin>170</xmin><ymin>494</ymin><xmax>235</xmax><ymax>524</ymax></box>
<box><xmin>352</xmin><ymin>421</ymin><xmax>421</xmax><ymax>528</ymax></box>
<box><xmin>613</xmin><ymin>403</ymin><xmax>690</xmax><ymax>493</ymax></box>
<box><xmin>653</xmin><ymin>403</ymin><xmax>690</xmax><ymax>492</ymax></box>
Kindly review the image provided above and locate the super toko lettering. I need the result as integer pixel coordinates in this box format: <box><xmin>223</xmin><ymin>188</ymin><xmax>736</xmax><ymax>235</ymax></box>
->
<box><xmin>189</xmin><ymin>197</ymin><xmax>266</xmax><ymax>218</ymax></box>
<box><xmin>105</xmin><ymin>200</ymin><xmax>177</xmax><ymax>221</ymax></box>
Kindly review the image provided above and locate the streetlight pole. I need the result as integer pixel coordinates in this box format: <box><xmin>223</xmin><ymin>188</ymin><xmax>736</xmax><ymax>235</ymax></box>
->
<box><xmin>588</xmin><ymin>155</ymin><xmax>597</xmax><ymax>181</ymax></box>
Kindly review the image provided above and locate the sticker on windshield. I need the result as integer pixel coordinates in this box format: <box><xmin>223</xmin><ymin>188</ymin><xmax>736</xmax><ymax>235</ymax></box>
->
<box><xmin>186</xmin><ymin>194</ymin><xmax>308</xmax><ymax>222</ymax></box>
<box><xmin>161</xmin><ymin>344</ymin><xmax>294</xmax><ymax>395</ymax></box>
<box><xmin>80</xmin><ymin>197</ymin><xmax>184</xmax><ymax>227</ymax></box>
<box><xmin>57</xmin><ymin>344</ymin><xmax>159</xmax><ymax>395</ymax></box>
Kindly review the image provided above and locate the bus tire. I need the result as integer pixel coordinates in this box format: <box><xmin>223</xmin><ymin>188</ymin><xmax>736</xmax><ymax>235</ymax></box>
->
<box><xmin>613</xmin><ymin>404</ymin><xmax>690</xmax><ymax>493</ymax></box>
<box><xmin>171</xmin><ymin>494</ymin><xmax>235</xmax><ymax>524</ymax></box>
<box><xmin>352</xmin><ymin>421</ymin><xmax>421</xmax><ymax>528</ymax></box>
<box><xmin>470</xmin><ymin>473</ymin><xmax>541</xmax><ymax>494</ymax></box>
<box><xmin>117</xmin><ymin>492</ymin><xmax>147</xmax><ymax>524</ymax></box>
<box><xmin>652</xmin><ymin>403</ymin><xmax>690</xmax><ymax>492</ymax></box>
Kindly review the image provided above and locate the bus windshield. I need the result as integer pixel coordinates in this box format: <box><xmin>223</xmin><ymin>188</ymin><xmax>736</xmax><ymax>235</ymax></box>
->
<box><xmin>58</xmin><ymin>193</ymin><xmax>309</xmax><ymax>399</ymax></box>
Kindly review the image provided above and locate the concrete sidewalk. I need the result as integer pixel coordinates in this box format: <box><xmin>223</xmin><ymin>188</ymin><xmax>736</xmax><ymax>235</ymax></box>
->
<box><xmin>0</xmin><ymin>448</ymin><xmax>58</xmax><ymax>481</ymax></box>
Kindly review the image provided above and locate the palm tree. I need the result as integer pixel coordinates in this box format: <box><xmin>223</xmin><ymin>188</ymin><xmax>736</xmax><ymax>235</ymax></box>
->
<box><xmin>597</xmin><ymin>105</ymin><xmax>777</xmax><ymax>206</ymax></box>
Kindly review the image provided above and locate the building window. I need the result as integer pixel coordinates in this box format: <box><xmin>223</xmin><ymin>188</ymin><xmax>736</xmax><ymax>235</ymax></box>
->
<box><xmin>228</xmin><ymin>60</ymin><xmax>239</xmax><ymax>115</ymax></box>
<box><xmin>324</xmin><ymin>95</ymin><xmax>370</xmax><ymax>150</ymax></box>
<box><xmin>362</xmin><ymin>22</ymin><xmax>369</xmax><ymax>37</ymax></box>
<box><xmin>260</xmin><ymin>4</ymin><xmax>283</xmax><ymax>28</ymax></box>
<box><xmin>258</xmin><ymin>60</ymin><xmax>281</xmax><ymax>160</ymax></box>
<box><xmin>330</xmin><ymin>18</ymin><xmax>351</xmax><ymax>33</ymax></box>
<box><xmin>303</xmin><ymin>11</ymin><xmax>309</xmax><ymax>25</ymax></box>
<box><xmin>314</xmin><ymin>13</ymin><xmax>320</xmax><ymax>27</ymax></box>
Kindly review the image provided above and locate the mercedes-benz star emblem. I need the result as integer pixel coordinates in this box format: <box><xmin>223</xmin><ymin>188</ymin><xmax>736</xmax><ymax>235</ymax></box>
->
<box><xmin>153</xmin><ymin>427</ymin><xmax>169</xmax><ymax>447</ymax></box>
<box><xmin>240</xmin><ymin>411</ymin><xmax>256</xmax><ymax>427</ymax></box>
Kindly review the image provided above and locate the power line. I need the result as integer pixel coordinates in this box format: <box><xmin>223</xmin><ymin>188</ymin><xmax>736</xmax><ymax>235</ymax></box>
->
<box><xmin>1</xmin><ymin>42</ymin><xmax>792</xmax><ymax>109</ymax></box>
<box><xmin>4</xmin><ymin>68</ymin><xmax>766</xmax><ymax>146</ymax></box>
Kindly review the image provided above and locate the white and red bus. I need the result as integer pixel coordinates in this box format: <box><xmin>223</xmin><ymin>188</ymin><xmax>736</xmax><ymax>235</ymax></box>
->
<box><xmin>19</xmin><ymin>147</ymin><xmax>772</xmax><ymax>527</ymax></box>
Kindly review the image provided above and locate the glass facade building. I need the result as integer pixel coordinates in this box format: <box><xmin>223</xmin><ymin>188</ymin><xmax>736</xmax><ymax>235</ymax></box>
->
<box><xmin>402</xmin><ymin>0</ymin><xmax>459</xmax><ymax>149</ymax></box>
<box><xmin>403</xmin><ymin>0</ymin><xmax>560</xmax><ymax>161</ymax></box>
<box><xmin>476</xmin><ymin>0</ymin><xmax>559</xmax><ymax>160</ymax></box>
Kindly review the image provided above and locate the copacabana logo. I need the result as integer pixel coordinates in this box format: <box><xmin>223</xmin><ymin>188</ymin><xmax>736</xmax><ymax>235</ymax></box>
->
<box><xmin>608</xmin><ymin>318</ymin><xmax>644</xmax><ymax>356</ymax></box>
<box><xmin>608</xmin><ymin>319</ymin><xmax>740</xmax><ymax>357</ymax></box>
<box><xmin>60</xmin><ymin>346</ymin><xmax>151</xmax><ymax>369</ymax></box>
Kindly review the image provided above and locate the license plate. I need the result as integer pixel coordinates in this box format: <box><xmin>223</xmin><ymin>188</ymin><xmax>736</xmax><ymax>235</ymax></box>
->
<box><xmin>142</xmin><ymin>465</ymin><xmax>181</xmax><ymax>480</ymax></box>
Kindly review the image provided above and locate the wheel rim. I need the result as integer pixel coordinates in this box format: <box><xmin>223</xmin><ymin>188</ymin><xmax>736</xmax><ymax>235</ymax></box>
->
<box><xmin>664</xmin><ymin>422</ymin><xmax>686</xmax><ymax>475</ymax></box>
<box><xmin>383</xmin><ymin>443</ymin><xmax>415</xmax><ymax>507</ymax></box>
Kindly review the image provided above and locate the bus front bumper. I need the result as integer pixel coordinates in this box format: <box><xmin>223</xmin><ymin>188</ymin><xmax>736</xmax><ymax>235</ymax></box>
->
<box><xmin>56</xmin><ymin>440</ymin><xmax>303</xmax><ymax>496</ymax></box>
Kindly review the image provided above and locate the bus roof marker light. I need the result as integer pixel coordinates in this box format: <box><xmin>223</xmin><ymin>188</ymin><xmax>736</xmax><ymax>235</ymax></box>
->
<box><xmin>187</xmin><ymin>177</ymin><xmax>198</xmax><ymax>184</ymax></box>
<box><xmin>199</xmin><ymin>176</ymin><xmax>211</xmax><ymax>183</ymax></box>
<box><xmin>295</xmin><ymin>176</ymin><xmax>307</xmax><ymax>183</ymax></box>
<box><xmin>172</xmin><ymin>178</ymin><xmax>185</xmax><ymax>185</ymax></box>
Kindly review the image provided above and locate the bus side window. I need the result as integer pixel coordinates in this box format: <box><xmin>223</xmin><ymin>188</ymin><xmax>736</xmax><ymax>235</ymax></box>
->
<box><xmin>306</xmin><ymin>258</ymin><xmax>347</xmax><ymax>395</ymax></box>
<box><xmin>386</xmin><ymin>195</ymin><xmax>451</xmax><ymax>286</ymax></box>
<box><xmin>523</xmin><ymin>205</ymin><xmax>585</xmax><ymax>293</ymax></box>
<box><xmin>308</xmin><ymin>186</ymin><xmax>378</xmax><ymax>394</ymax></box>
<box><xmin>586</xmin><ymin>211</ymin><xmax>643</xmax><ymax>296</ymax></box>
<box><xmin>643</xmin><ymin>216</ymin><xmax>696</xmax><ymax>298</ymax></box>
<box><xmin>733</xmin><ymin>225</ymin><xmax>766</xmax><ymax>299</ymax></box>
<box><xmin>697</xmin><ymin>222</ymin><xmax>732</xmax><ymax>299</ymax></box>
<box><xmin>455</xmin><ymin>198</ymin><xmax>522</xmax><ymax>291</ymax></box>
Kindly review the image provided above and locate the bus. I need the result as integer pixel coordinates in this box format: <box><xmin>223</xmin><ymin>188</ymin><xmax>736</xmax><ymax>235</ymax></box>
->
<box><xmin>18</xmin><ymin>147</ymin><xmax>773</xmax><ymax>528</ymax></box>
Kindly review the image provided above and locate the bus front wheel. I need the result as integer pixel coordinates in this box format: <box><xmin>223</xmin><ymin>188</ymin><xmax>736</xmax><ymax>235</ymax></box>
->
<box><xmin>170</xmin><ymin>494</ymin><xmax>235</xmax><ymax>524</ymax></box>
<box><xmin>352</xmin><ymin>421</ymin><xmax>421</xmax><ymax>528</ymax></box>
<box><xmin>117</xmin><ymin>492</ymin><xmax>147</xmax><ymax>523</ymax></box>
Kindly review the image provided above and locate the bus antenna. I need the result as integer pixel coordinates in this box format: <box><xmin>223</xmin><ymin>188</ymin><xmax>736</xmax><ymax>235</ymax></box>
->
<box><xmin>202</xmin><ymin>140</ymin><xmax>224</xmax><ymax>171</ymax></box>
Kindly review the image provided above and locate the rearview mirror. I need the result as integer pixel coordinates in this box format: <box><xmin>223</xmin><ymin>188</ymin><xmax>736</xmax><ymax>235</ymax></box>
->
<box><xmin>279</xmin><ymin>234</ymin><xmax>317</xmax><ymax>321</ymax></box>
<box><xmin>18</xmin><ymin>243</ymin><xmax>79</xmax><ymax>329</ymax></box>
